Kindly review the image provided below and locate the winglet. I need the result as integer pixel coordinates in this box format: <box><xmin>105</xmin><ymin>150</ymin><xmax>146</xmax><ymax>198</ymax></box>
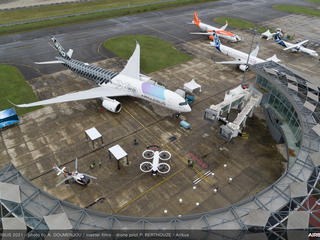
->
<box><xmin>119</xmin><ymin>41</ymin><xmax>140</xmax><ymax>79</ymax></box>
<box><xmin>7</xmin><ymin>99</ymin><xmax>17</xmax><ymax>107</ymax></box>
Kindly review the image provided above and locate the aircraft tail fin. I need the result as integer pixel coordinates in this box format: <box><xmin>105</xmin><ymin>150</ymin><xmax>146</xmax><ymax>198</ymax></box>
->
<box><xmin>220</xmin><ymin>20</ymin><xmax>228</xmax><ymax>31</ymax></box>
<box><xmin>250</xmin><ymin>42</ymin><xmax>259</xmax><ymax>58</ymax></box>
<box><xmin>212</xmin><ymin>31</ymin><xmax>221</xmax><ymax>52</ymax></box>
<box><xmin>193</xmin><ymin>10</ymin><xmax>200</xmax><ymax>25</ymax></box>
<box><xmin>273</xmin><ymin>32</ymin><xmax>287</xmax><ymax>47</ymax></box>
<box><xmin>52</xmin><ymin>163</ymin><xmax>66</xmax><ymax>176</ymax></box>
<box><xmin>119</xmin><ymin>41</ymin><xmax>140</xmax><ymax>79</ymax></box>
<box><xmin>51</xmin><ymin>36</ymin><xmax>73</xmax><ymax>59</ymax></box>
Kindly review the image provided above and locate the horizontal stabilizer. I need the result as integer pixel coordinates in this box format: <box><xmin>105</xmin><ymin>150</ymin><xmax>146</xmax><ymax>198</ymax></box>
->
<box><xmin>11</xmin><ymin>86</ymin><xmax>128</xmax><ymax>108</ymax></box>
<box><xmin>266</xmin><ymin>54</ymin><xmax>281</xmax><ymax>63</ymax></box>
<box><xmin>283</xmin><ymin>40</ymin><xmax>309</xmax><ymax>51</ymax></box>
<box><xmin>35</xmin><ymin>60</ymin><xmax>64</xmax><ymax>65</ymax></box>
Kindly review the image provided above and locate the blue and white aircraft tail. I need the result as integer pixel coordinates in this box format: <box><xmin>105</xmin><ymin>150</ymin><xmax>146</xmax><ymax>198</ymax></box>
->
<box><xmin>273</xmin><ymin>32</ymin><xmax>318</xmax><ymax>57</ymax></box>
<box><xmin>210</xmin><ymin>31</ymin><xmax>280</xmax><ymax>71</ymax></box>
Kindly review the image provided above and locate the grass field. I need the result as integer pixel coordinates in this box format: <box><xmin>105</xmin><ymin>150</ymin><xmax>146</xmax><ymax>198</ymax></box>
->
<box><xmin>214</xmin><ymin>17</ymin><xmax>267</xmax><ymax>33</ymax></box>
<box><xmin>0</xmin><ymin>65</ymin><xmax>41</xmax><ymax>115</ymax></box>
<box><xmin>273</xmin><ymin>5</ymin><xmax>320</xmax><ymax>17</ymax></box>
<box><xmin>0</xmin><ymin>0</ymin><xmax>161</xmax><ymax>25</ymax></box>
<box><xmin>307</xmin><ymin>0</ymin><xmax>320</xmax><ymax>4</ymax></box>
<box><xmin>0</xmin><ymin>0</ymin><xmax>219</xmax><ymax>36</ymax></box>
<box><xmin>104</xmin><ymin>35</ymin><xmax>192</xmax><ymax>73</ymax></box>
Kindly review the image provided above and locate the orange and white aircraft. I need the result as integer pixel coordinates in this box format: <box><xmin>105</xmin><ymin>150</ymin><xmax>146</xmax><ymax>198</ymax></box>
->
<box><xmin>190</xmin><ymin>11</ymin><xmax>241</xmax><ymax>42</ymax></box>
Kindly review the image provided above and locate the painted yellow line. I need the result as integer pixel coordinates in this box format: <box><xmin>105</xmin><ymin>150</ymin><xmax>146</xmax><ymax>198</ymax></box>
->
<box><xmin>116</xmin><ymin>166</ymin><xmax>187</xmax><ymax>213</ymax></box>
<box><xmin>97</xmin><ymin>41</ymin><xmax>107</xmax><ymax>58</ymax></box>
<box><xmin>122</xmin><ymin>107</ymin><xmax>151</xmax><ymax>145</ymax></box>
<box><xmin>124</xmin><ymin>107</ymin><xmax>213</xmax><ymax>185</ymax></box>
<box><xmin>123</xmin><ymin>107</ymin><xmax>146</xmax><ymax>128</ymax></box>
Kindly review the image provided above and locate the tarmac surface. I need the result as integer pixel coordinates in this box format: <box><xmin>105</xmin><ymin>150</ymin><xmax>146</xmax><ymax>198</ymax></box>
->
<box><xmin>0</xmin><ymin>0</ymin><xmax>80</xmax><ymax>10</ymax></box>
<box><xmin>0</xmin><ymin>34</ymin><xmax>288</xmax><ymax>216</ymax></box>
<box><xmin>1</xmin><ymin>0</ymin><xmax>320</xmax><ymax>217</ymax></box>
<box><xmin>0</xmin><ymin>0</ymin><xmax>317</xmax><ymax>79</ymax></box>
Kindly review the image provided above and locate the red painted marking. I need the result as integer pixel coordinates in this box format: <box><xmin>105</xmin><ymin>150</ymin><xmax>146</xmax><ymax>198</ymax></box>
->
<box><xmin>189</xmin><ymin>153</ymin><xmax>207</xmax><ymax>168</ymax></box>
<box><xmin>301</xmin><ymin>195</ymin><xmax>320</xmax><ymax>227</ymax></box>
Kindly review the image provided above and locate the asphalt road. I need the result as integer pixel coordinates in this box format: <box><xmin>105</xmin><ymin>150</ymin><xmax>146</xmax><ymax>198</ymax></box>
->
<box><xmin>0</xmin><ymin>0</ymin><xmax>316</xmax><ymax>79</ymax></box>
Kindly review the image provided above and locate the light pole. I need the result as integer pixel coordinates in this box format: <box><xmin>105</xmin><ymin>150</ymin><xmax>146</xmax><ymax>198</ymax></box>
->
<box><xmin>241</xmin><ymin>28</ymin><xmax>257</xmax><ymax>87</ymax></box>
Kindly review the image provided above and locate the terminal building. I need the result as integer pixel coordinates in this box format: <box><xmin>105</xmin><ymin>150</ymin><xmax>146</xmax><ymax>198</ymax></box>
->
<box><xmin>0</xmin><ymin>61</ymin><xmax>319</xmax><ymax>238</ymax></box>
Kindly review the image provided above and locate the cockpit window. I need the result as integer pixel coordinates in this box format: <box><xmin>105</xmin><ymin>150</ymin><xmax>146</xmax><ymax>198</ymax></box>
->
<box><xmin>179</xmin><ymin>101</ymin><xmax>188</xmax><ymax>106</ymax></box>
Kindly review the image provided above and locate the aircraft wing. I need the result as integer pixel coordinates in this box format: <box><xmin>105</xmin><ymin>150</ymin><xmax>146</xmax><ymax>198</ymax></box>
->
<box><xmin>35</xmin><ymin>60</ymin><xmax>64</xmax><ymax>64</ymax></box>
<box><xmin>190</xmin><ymin>32</ymin><xmax>213</xmax><ymax>36</ymax></box>
<box><xmin>216</xmin><ymin>60</ymin><xmax>246</xmax><ymax>65</ymax></box>
<box><xmin>13</xmin><ymin>86</ymin><xmax>128</xmax><ymax>108</ymax></box>
<box><xmin>283</xmin><ymin>40</ymin><xmax>309</xmax><ymax>51</ymax></box>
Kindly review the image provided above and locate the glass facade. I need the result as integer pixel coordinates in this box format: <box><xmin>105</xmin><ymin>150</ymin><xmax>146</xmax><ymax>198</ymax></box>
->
<box><xmin>257</xmin><ymin>75</ymin><xmax>302</xmax><ymax>144</ymax></box>
<box><xmin>256</xmin><ymin>75</ymin><xmax>302</xmax><ymax>166</ymax></box>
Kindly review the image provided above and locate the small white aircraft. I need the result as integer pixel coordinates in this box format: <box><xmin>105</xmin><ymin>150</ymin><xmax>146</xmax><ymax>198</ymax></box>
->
<box><xmin>52</xmin><ymin>158</ymin><xmax>96</xmax><ymax>187</ymax></box>
<box><xmin>140</xmin><ymin>149</ymin><xmax>171</xmax><ymax>175</ymax></box>
<box><xmin>210</xmin><ymin>31</ymin><xmax>280</xmax><ymax>71</ymax></box>
<box><xmin>190</xmin><ymin>11</ymin><xmax>241</xmax><ymax>42</ymax></box>
<box><xmin>273</xmin><ymin>32</ymin><xmax>318</xmax><ymax>57</ymax></box>
<box><xmin>12</xmin><ymin>37</ymin><xmax>191</xmax><ymax>113</ymax></box>
<box><xmin>260</xmin><ymin>28</ymin><xmax>283</xmax><ymax>40</ymax></box>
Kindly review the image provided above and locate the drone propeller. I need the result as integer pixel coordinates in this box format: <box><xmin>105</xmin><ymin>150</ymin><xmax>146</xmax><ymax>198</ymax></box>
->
<box><xmin>140</xmin><ymin>162</ymin><xmax>153</xmax><ymax>173</ymax></box>
<box><xmin>159</xmin><ymin>151</ymin><xmax>171</xmax><ymax>161</ymax></box>
<box><xmin>157</xmin><ymin>163</ymin><xmax>170</xmax><ymax>174</ymax></box>
<box><xmin>142</xmin><ymin>150</ymin><xmax>154</xmax><ymax>160</ymax></box>
<box><xmin>56</xmin><ymin>175</ymin><xmax>73</xmax><ymax>187</ymax></box>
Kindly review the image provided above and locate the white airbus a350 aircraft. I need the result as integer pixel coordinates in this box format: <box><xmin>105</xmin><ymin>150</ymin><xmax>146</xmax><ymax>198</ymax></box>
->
<box><xmin>190</xmin><ymin>11</ymin><xmax>241</xmax><ymax>42</ymax></box>
<box><xmin>273</xmin><ymin>32</ymin><xmax>318</xmax><ymax>57</ymax></box>
<box><xmin>210</xmin><ymin>31</ymin><xmax>280</xmax><ymax>71</ymax></box>
<box><xmin>13</xmin><ymin>37</ymin><xmax>191</xmax><ymax>113</ymax></box>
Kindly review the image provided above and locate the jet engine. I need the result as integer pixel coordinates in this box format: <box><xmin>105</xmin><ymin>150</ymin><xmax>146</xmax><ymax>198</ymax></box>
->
<box><xmin>102</xmin><ymin>97</ymin><xmax>122</xmax><ymax>113</ymax></box>
<box><xmin>239</xmin><ymin>64</ymin><xmax>249</xmax><ymax>72</ymax></box>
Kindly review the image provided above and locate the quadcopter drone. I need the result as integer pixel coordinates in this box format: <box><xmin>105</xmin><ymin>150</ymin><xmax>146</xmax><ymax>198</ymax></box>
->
<box><xmin>52</xmin><ymin>158</ymin><xmax>97</xmax><ymax>187</ymax></box>
<box><xmin>140</xmin><ymin>149</ymin><xmax>171</xmax><ymax>175</ymax></box>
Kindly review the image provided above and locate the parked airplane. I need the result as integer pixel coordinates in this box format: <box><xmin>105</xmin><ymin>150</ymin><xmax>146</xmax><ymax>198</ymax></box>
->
<box><xmin>273</xmin><ymin>32</ymin><xmax>318</xmax><ymax>57</ymax></box>
<box><xmin>52</xmin><ymin>158</ymin><xmax>96</xmax><ymax>187</ymax></box>
<box><xmin>210</xmin><ymin>31</ymin><xmax>280</xmax><ymax>71</ymax></box>
<box><xmin>13</xmin><ymin>37</ymin><xmax>191</xmax><ymax>113</ymax></box>
<box><xmin>190</xmin><ymin>11</ymin><xmax>241</xmax><ymax>42</ymax></box>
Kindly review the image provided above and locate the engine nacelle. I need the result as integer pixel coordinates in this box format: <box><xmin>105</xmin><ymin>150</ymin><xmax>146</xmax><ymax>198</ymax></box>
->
<box><xmin>239</xmin><ymin>64</ymin><xmax>249</xmax><ymax>72</ymax></box>
<box><xmin>102</xmin><ymin>97</ymin><xmax>122</xmax><ymax>113</ymax></box>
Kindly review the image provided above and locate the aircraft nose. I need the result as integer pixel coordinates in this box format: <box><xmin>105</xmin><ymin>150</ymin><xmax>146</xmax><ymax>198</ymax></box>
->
<box><xmin>184</xmin><ymin>104</ymin><xmax>191</xmax><ymax>112</ymax></box>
